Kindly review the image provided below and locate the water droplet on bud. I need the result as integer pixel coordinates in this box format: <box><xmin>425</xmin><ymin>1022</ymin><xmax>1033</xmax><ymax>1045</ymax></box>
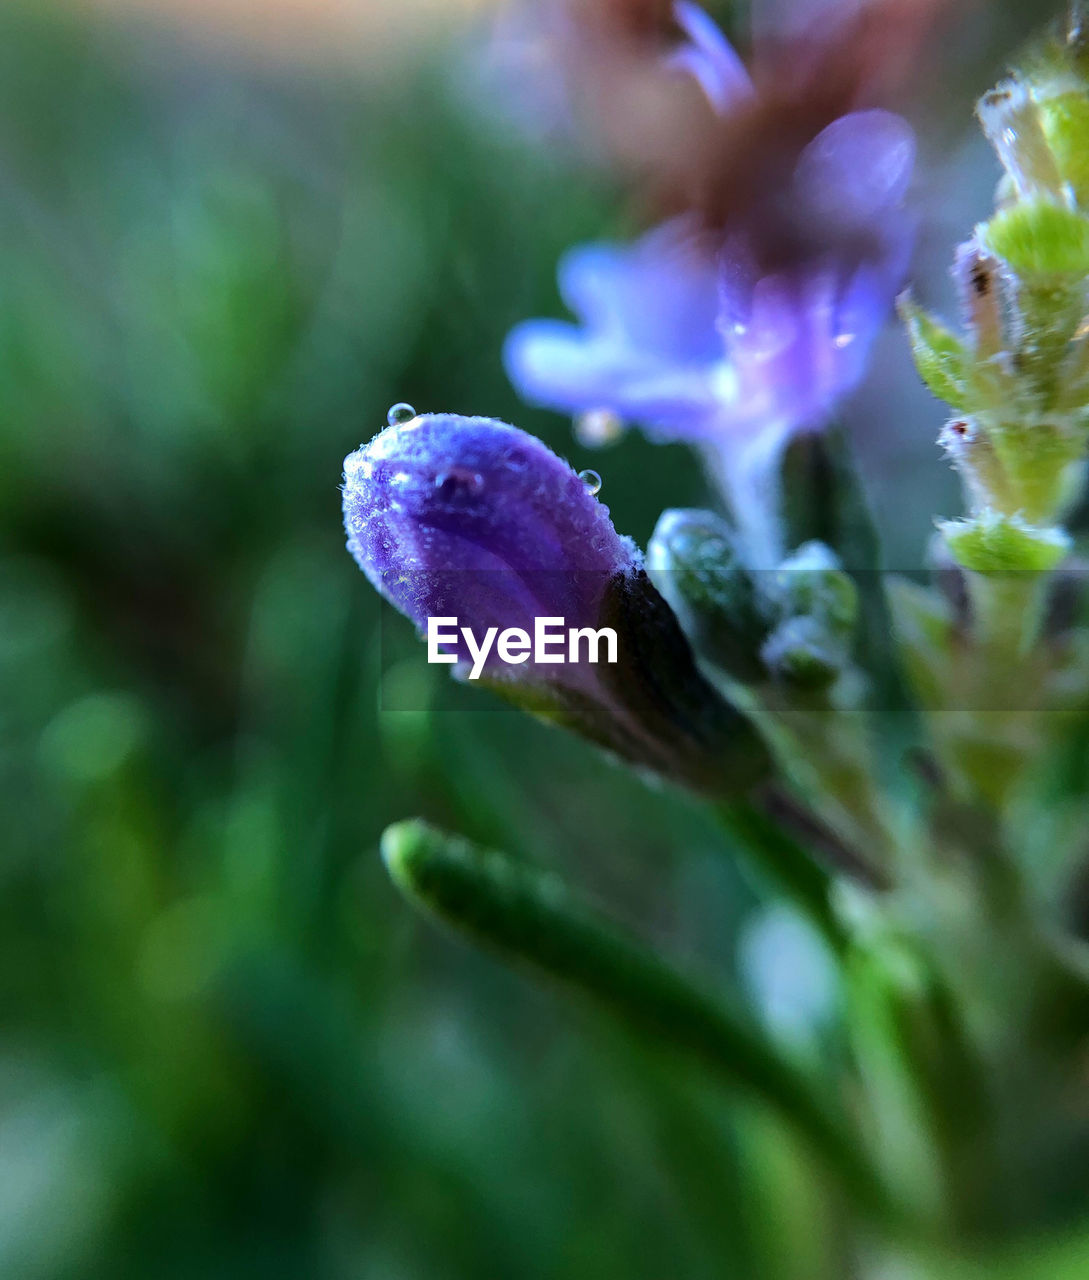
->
<box><xmin>578</xmin><ymin>469</ymin><xmax>603</xmax><ymax>496</ymax></box>
<box><xmin>387</xmin><ymin>403</ymin><xmax>417</xmax><ymax>426</ymax></box>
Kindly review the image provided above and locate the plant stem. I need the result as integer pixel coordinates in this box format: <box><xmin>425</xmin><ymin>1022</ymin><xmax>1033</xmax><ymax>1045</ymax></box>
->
<box><xmin>966</xmin><ymin>569</ymin><xmax>1050</xmax><ymax>660</ymax></box>
<box><xmin>715</xmin><ymin>798</ymin><xmax>865</xmax><ymax>954</ymax></box>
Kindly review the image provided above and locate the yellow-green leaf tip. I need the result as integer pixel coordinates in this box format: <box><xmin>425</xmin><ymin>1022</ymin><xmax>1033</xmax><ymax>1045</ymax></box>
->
<box><xmin>380</xmin><ymin>819</ymin><xmax>439</xmax><ymax>896</ymax></box>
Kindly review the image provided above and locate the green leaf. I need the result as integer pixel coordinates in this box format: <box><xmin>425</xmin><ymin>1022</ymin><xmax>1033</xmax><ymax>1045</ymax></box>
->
<box><xmin>381</xmin><ymin>818</ymin><xmax>895</xmax><ymax>1220</ymax></box>
<box><xmin>899</xmin><ymin>297</ymin><xmax>971</xmax><ymax>409</ymax></box>
<box><xmin>886</xmin><ymin>578</ymin><xmax>957</xmax><ymax>709</ymax></box>
<box><xmin>983</xmin><ymin>199</ymin><xmax>1089</xmax><ymax>276</ymax></box>
<box><xmin>939</xmin><ymin>512</ymin><xmax>1071</xmax><ymax>573</ymax></box>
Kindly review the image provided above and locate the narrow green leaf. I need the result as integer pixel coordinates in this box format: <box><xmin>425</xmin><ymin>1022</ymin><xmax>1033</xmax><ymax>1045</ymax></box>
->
<box><xmin>899</xmin><ymin>296</ymin><xmax>971</xmax><ymax>409</ymax></box>
<box><xmin>381</xmin><ymin>819</ymin><xmax>896</xmax><ymax>1221</ymax></box>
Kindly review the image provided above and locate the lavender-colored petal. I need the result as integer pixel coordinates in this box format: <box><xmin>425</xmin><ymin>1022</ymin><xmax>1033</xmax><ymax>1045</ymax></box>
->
<box><xmin>505</xmin><ymin>220</ymin><xmax>733</xmax><ymax>432</ymax></box>
<box><xmin>668</xmin><ymin>1</ymin><xmax>753</xmax><ymax>114</ymax></box>
<box><xmin>503</xmin><ymin>318</ymin><xmax>732</xmax><ymax>429</ymax></box>
<box><xmin>792</xmin><ymin>110</ymin><xmax>916</xmax><ymax>232</ymax></box>
<box><xmin>343</xmin><ymin>413</ymin><xmax>641</xmax><ymax>670</ymax></box>
<box><xmin>722</xmin><ymin>263</ymin><xmax>882</xmax><ymax>437</ymax></box>
<box><xmin>557</xmin><ymin>222</ymin><xmax>725</xmax><ymax>363</ymax></box>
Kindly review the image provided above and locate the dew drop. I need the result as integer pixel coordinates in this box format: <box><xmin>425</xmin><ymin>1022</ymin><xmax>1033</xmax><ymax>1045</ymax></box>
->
<box><xmin>833</xmin><ymin>332</ymin><xmax>855</xmax><ymax>349</ymax></box>
<box><xmin>435</xmin><ymin>468</ymin><xmax>484</xmax><ymax>500</ymax></box>
<box><xmin>578</xmin><ymin>468</ymin><xmax>602</xmax><ymax>496</ymax></box>
<box><xmin>387</xmin><ymin>402</ymin><xmax>417</xmax><ymax>426</ymax></box>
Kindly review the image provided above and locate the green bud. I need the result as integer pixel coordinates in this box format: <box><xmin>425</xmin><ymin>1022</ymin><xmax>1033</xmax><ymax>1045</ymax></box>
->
<box><xmin>760</xmin><ymin>542</ymin><xmax>859</xmax><ymax>689</ymax></box>
<box><xmin>772</xmin><ymin>542</ymin><xmax>859</xmax><ymax>636</ymax></box>
<box><xmin>982</xmin><ymin>199</ymin><xmax>1089</xmax><ymax>277</ymax></box>
<box><xmin>647</xmin><ymin>508</ymin><xmax>772</xmax><ymax>684</ymax></box>
<box><xmin>939</xmin><ymin>511</ymin><xmax>1071</xmax><ymax>573</ymax></box>
<box><xmin>760</xmin><ymin>615</ymin><xmax>844</xmax><ymax>690</ymax></box>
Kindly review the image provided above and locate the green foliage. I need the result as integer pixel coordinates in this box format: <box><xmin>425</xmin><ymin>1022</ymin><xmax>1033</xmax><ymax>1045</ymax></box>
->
<box><xmin>983</xmin><ymin>200</ymin><xmax>1089</xmax><ymax>276</ymax></box>
<box><xmin>900</xmin><ymin>298</ymin><xmax>972</xmax><ymax>409</ymax></box>
<box><xmin>1037</xmin><ymin>91</ymin><xmax>1089</xmax><ymax>205</ymax></box>
<box><xmin>939</xmin><ymin>512</ymin><xmax>1072</xmax><ymax>573</ymax></box>
<box><xmin>0</xmin><ymin>8</ymin><xmax>749</xmax><ymax>1278</ymax></box>
<box><xmin>382</xmin><ymin>819</ymin><xmax>891</xmax><ymax>1216</ymax></box>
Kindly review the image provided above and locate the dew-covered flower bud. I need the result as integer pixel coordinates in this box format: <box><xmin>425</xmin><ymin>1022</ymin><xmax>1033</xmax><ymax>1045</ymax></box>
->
<box><xmin>344</xmin><ymin>409</ymin><xmax>639</xmax><ymax>654</ymax></box>
<box><xmin>647</xmin><ymin>507</ymin><xmax>771</xmax><ymax>684</ymax></box>
<box><xmin>761</xmin><ymin>542</ymin><xmax>859</xmax><ymax>690</ymax></box>
<box><xmin>760</xmin><ymin>615</ymin><xmax>847</xmax><ymax>691</ymax></box>
<box><xmin>770</xmin><ymin>542</ymin><xmax>858</xmax><ymax>636</ymax></box>
<box><xmin>343</xmin><ymin>409</ymin><xmax>769</xmax><ymax>794</ymax></box>
<box><xmin>647</xmin><ymin>514</ymin><xmax>860</xmax><ymax>692</ymax></box>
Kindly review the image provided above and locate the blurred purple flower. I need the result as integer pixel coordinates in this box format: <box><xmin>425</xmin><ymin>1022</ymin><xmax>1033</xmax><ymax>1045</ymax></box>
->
<box><xmin>503</xmin><ymin>3</ymin><xmax>915</xmax><ymax>562</ymax></box>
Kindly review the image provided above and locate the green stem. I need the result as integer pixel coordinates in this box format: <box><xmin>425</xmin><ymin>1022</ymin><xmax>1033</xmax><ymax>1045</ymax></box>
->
<box><xmin>381</xmin><ymin>819</ymin><xmax>899</xmax><ymax>1225</ymax></box>
<box><xmin>965</xmin><ymin>569</ymin><xmax>1051</xmax><ymax>659</ymax></box>
<box><xmin>714</xmin><ymin>798</ymin><xmax>864</xmax><ymax>954</ymax></box>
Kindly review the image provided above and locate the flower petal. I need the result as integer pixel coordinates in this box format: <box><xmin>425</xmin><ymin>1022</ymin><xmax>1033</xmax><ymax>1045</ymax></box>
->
<box><xmin>793</xmin><ymin>110</ymin><xmax>916</xmax><ymax>230</ymax></box>
<box><xmin>668</xmin><ymin>1</ymin><xmax>753</xmax><ymax>114</ymax></box>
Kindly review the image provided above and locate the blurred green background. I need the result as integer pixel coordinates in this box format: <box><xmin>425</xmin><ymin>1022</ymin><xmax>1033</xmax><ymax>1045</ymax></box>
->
<box><xmin>0</xmin><ymin>1</ymin><xmax>1049</xmax><ymax>1276</ymax></box>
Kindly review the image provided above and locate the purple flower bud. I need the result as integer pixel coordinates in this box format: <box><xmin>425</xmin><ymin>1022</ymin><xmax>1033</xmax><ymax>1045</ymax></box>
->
<box><xmin>343</xmin><ymin>411</ymin><xmax>640</xmax><ymax>675</ymax></box>
<box><xmin>343</xmin><ymin>410</ymin><xmax>769</xmax><ymax>793</ymax></box>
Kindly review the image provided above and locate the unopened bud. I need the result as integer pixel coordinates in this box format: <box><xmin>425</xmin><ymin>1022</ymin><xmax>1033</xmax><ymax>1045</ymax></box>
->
<box><xmin>762</xmin><ymin>542</ymin><xmax>858</xmax><ymax>689</ymax></box>
<box><xmin>647</xmin><ymin>508</ymin><xmax>771</xmax><ymax>684</ymax></box>
<box><xmin>977</xmin><ymin>80</ymin><xmax>1064</xmax><ymax>200</ymax></box>
<box><xmin>772</xmin><ymin>542</ymin><xmax>858</xmax><ymax>638</ymax></box>
<box><xmin>760</xmin><ymin>615</ymin><xmax>844</xmax><ymax>690</ymax></box>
